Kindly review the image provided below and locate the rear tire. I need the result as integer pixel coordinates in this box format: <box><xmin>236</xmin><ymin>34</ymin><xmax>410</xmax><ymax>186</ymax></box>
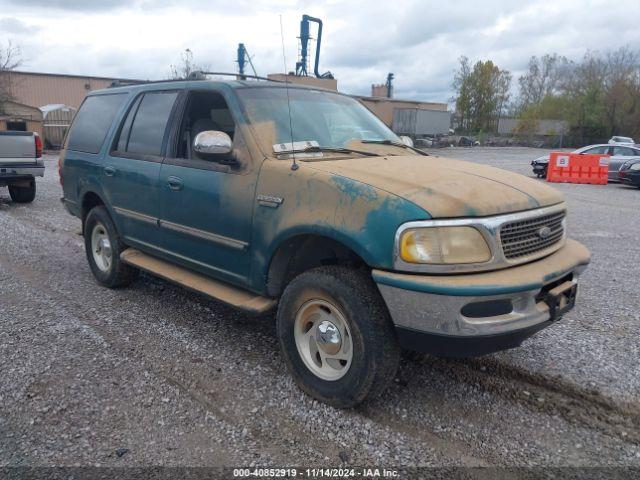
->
<box><xmin>8</xmin><ymin>180</ymin><xmax>36</xmax><ymax>203</ymax></box>
<box><xmin>84</xmin><ymin>206</ymin><xmax>138</xmax><ymax>288</ymax></box>
<box><xmin>277</xmin><ymin>266</ymin><xmax>400</xmax><ymax>408</ymax></box>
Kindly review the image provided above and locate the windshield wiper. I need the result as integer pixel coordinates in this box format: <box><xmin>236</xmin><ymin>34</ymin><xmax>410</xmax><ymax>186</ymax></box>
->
<box><xmin>276</xmin><ymin>145</ymin><xmax>378</xmax><ymax>157</ymax></box>
<box><xmin>361</xmin><ymin>139</ymin><xmax>429</xmax><ymax>156</ymax></box>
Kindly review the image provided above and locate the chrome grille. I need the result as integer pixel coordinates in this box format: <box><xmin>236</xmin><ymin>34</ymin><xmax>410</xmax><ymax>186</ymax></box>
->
<box><xmin>500</xmin><ymin>210</ymin><xmax>565</xmax><ymax>260</ymax></box>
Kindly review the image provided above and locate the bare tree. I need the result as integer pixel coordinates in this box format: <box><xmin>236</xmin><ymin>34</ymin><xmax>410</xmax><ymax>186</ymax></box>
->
<box><xmin>0</xmin><ymin>40</ymin><xmax>23</xmax><ymax>109</ymax></box>
<box><xmin>517</xmin><ymin>54</ymin><xmax>570</xmax><ymax>112</ymax></box>
<box><xmin>168</xmin><ymin>48</ymin><xmax>203</xmax><ymax>80</ymax></box>
<box><xmin>515</xmin><ymin>46</ymin><xmax>640</xmax><ymax>143</ymax></box>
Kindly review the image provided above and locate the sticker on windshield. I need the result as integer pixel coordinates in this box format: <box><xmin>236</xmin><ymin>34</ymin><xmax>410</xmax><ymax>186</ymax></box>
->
<box><xmin>273</xmin><ymin>140</ymin><xmax>323</xmax><ymax>159</ymax></box>
<box><xmin>273</xmin><ymin>140</ymin><xmax>319</xmax><ymax>153</ymax></box>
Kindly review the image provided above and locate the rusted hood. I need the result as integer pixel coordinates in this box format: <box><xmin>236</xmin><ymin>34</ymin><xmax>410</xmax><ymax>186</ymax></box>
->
<box><xmin>306</xmin><ymin>155</ymin><xmax>564</xmax><ymax>218</ymax></box>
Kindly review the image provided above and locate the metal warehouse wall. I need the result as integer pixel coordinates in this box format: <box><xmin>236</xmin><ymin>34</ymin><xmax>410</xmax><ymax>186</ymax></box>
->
<box><xmin>392</xmin><ymin>108</ymin><xmax>451</xmax><ymax>136</ymax></box>
<box><xmin>1</xmin><ymin>71</ymin><xmax>138</xmax><ymax>110</ymax></box>
<box><xmin>498</xmin><ymin>117</ymin><xmax>569</xmax><ymax>136</ymax></box>
<box><xmin>356</xmin><ymin>96</ymin><xmax>448</xmax><ymax>128</ymax></box>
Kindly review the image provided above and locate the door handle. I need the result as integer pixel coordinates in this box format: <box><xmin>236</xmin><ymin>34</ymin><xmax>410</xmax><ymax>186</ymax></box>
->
<box><xmin>167</xmin><ymin>176</ymin><xmax>184</xmax><ymax>191</ymax></box>
<box><xmin>103</xmin><ymin>166</ymin><xmax>116</xmax><ymax>177</ymax></box>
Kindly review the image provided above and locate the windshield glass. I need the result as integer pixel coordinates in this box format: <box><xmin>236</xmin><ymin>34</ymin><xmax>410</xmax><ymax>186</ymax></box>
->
<box><xmin>236</xmin><ymin>87</ymin><xmax>401</xmax><ymax>156</ymax></box>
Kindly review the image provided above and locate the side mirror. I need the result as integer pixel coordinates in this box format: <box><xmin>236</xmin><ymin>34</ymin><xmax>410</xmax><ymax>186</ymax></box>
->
<box><xmin>193</xmin><ymin>131</ymin><xmax>232</xmax><ymax>156</ymax></box>
<box><xmin>400</xmin><ymin>135</ymin><xmax>414</xmax><ymax>148</ymax></box>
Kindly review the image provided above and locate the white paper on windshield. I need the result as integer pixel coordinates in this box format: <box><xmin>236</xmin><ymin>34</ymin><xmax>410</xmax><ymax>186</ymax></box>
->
<box><xmin>273</xmin><ymin>140</ymin><xmax>321</xmax><ymax>156</ymax></box>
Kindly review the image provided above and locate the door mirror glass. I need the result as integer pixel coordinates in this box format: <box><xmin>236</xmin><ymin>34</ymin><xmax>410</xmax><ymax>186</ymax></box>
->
<box><xmin>193</xmin><ymin>131</ymin><xmax>233</xmax><ymax>156</ymax></box>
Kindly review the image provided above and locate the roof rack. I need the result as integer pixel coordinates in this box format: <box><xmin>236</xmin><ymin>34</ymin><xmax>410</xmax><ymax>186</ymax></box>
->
<box><xmin>187</xmin><ymin>71</ymin><xmax>282</xmax><ymax>82</ymax></box>
<box><xmin>107</xmin><ymin>71</ymin><xmax>284</xmax><ymax>88</ymax></box>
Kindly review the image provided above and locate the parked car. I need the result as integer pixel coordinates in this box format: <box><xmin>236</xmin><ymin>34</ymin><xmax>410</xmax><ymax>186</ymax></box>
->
<box><xmin>0</xmin><ymin>131</ymin><xmax>43</xmax><ymax>203</ymax></box>
<box><xmin>618</xmin><ymin>158</ymin><xmax>640</xmax><ymax>188</ymax></box>
<box><xmin>531</xmin><ymin>144</ymin><xmax>640</xmax><ymax>181</ymax></box>
<box><xmin>60</xmin><ymin>80</ymin><xmax>590</xmax><ymax>407</ymax></box>
<box><xmin>608</xmin><ymin>136</ymin><xmax>635</xmax><ymax>145</ymax></box>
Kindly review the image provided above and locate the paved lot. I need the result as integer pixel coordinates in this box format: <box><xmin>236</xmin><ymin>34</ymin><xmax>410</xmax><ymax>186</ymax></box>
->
<box><xmin>0</xmin><ymin>148</ymin><xmax>639</xmax><ymax>468</ymax></box>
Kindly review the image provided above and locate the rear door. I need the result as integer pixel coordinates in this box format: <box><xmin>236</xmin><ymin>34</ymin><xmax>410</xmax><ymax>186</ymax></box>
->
<box><xmin>104</xmin><ymin>89</ymin><xmax>180</xmax><ymax>250</ymax></box>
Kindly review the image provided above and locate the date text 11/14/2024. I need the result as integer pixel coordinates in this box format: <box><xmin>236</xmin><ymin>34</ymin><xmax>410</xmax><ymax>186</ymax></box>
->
<box><xmin>232</xmin><ymin>467</ymin><xmax>400</xmax><ymax>478</ymax></box>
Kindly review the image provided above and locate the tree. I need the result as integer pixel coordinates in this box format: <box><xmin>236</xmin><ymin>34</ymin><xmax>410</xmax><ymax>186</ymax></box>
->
<box><xmin>168</xmin><ymin>48</ymin><xmax>203</xmax><ymax>80</ymax></box>
<box><xmin>0</xmin><ymin>40</ymin><xmax>22</xmax><ymax>109</ymax></box>
<box><xmin>452</xmin><ymin>57</ymin><xmax>511</xmax><ymax>133</ymax></box>
<box><xmin>517</xmin><ymin>54</ymin><xmax>570</xmax><ymax>112</ymax></box>
<box><xmin>452</xmin><ymin>56</ymin><xmax>472</xmax><ymax>131</ymax></box>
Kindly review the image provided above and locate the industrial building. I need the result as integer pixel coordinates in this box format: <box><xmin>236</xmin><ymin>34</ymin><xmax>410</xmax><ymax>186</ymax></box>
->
<box><xmin>0</xmin><ymin>70</ymin><xmax>141</xmax><ymax>147</ymax></box>
<box><xmin>356</xmin><ymin>95</ymin><xmax>449</xmax><ymax>134</ymax></box>
<box><xmin>1</xmin><ymin>70</ymin><xmax>142</xmax><ymax>110</ymax></box>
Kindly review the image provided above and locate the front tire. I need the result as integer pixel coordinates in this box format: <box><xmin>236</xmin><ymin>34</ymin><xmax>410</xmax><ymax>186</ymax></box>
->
<box><xmin>84</xmin><ymin>206</ymin><xmax>138</xmax><ymax>288</ymax></box>
<box><xmin>8</xmin><ymin>180</ymin><xmax>36</xmax><ymax>203</ymax></box>
<box><xmin>277</xmin><ymin>266</ymin><xmax>400</xmax><ymax>408</ymax></box>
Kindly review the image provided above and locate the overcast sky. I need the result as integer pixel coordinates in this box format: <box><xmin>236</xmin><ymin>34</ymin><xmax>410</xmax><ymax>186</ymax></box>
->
<box><xmin>1</xmin><ymin>0</ymin><xmax>639</xmax><ymax>102</ymax></box>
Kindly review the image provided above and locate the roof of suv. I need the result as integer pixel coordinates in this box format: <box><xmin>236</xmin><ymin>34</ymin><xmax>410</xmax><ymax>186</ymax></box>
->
<box><xmin>91</xmin><ymin>79</ymin><xmax>337</xmax><ymax>96</ymax></box>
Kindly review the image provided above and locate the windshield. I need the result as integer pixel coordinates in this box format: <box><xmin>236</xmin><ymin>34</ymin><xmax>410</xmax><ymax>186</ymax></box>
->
<box><xmin>236</xmin><ymin>87</ymin><xmax>401</xmax><ymax>156</ymax></box>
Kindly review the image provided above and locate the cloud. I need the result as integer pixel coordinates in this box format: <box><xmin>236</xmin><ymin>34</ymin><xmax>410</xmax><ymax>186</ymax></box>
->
<box><xmin>1</xmin><ymin>0</ymin><xmax>131</xmax><ymax>11</ymax></box>
<box><xmin>0</xmin><ymin>17</ymin><xmax>32</xmax><ymax>34</ymax></box>
<box><xmin>1</xmin><ymin>0</ymin><xmax>639</xmax><ymax>102</ymax></box>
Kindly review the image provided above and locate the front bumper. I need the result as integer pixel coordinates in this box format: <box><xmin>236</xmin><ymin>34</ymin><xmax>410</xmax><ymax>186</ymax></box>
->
<box><xmin>619</xmin><ymin>171</ymin><xmax>640</xmax><ymax>187</ymax></box>
<box><xmin>374</xmin><ymin>239</ymin><xmax>590</xmax><ymax>357</ymax></box>
<box><xmin>531</xmin><ymin>162</ymin><xmax>547</xmax><ymax>174</ymax></box>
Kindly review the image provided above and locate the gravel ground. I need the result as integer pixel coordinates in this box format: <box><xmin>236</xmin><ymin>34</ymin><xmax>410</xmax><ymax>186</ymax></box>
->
<box><xmin>0</xmin><ymin>149</ymin><xmax>639</xmax><ymax>469</ymax></box>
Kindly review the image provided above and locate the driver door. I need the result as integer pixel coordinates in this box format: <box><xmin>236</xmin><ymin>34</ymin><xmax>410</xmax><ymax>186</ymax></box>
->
<box><xmin>157</xmin><ymin>89</ymin><xmax>259</xmax><ymax>287</ymax></box>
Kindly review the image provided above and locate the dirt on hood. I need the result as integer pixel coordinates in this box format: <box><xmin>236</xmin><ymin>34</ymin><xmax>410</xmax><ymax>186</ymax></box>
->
<box><xmin>305</xmin><ymin>154</ymin><xmax>565</xmax><ymax>218</ymax></box>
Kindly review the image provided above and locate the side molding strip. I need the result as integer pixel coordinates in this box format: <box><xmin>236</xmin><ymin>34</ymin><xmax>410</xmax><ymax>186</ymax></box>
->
<box><xmin>159</xmin><ymin>219</ymin><xmax>248</xmax><ymax>251</ymax></box>
<box><xmin>113</xmin><ymin>206</ymin><xmax>248</xmax><ymax>251</ymax></box>
<box><xmin>113</xmin><ymin>206</ymin><xmax>158</xmax><ymax>225</ymax></box>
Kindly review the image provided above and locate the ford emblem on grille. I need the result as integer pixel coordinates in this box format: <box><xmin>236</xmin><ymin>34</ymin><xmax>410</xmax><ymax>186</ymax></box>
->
<box><xmin>537</xmin><ymin>226</ymin><xmax>552</xmax><ymax>239</ymax></box>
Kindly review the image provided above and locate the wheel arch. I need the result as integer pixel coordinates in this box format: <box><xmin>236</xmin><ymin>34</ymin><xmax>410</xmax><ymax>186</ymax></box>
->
<box><xmin>80</xmin><ymin>190</ymin><xmax>108</xmax><ymax>233</ymax></box>
<box><xmin>266</xmin><ymin>233</ymin><xmax>369</xmax><ymax>297</ymax></box>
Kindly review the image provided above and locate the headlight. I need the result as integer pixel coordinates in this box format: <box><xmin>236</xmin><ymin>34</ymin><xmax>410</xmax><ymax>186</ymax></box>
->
<box><xmin>399</xmin><ymin>227</ymin><xmax>491</xmax><ymax>264</ymax></box>
<box><xmin>630</xmin><ymin>163</ymin><xmax>640</xmax><ymax>171</ymax></box>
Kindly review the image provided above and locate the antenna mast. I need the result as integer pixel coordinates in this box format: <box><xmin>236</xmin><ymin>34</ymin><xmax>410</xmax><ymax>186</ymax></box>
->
<box><xmin>279</xmin><ymin>15</ymin><xmax>298</xmax><ymax>171</ymax></box>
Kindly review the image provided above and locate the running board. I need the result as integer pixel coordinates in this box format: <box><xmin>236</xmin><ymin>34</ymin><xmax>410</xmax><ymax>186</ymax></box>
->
<box><xmin>120</xmin><ymin>249</ymin><xmax>276</xmax><ymax>314</ymax></box>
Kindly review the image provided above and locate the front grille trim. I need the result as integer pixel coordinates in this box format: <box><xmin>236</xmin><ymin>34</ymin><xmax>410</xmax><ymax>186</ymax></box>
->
<box><xmin>500</xmin><ymin>210</ymin><xmax>566</xmax><ymax>260</ymax></box>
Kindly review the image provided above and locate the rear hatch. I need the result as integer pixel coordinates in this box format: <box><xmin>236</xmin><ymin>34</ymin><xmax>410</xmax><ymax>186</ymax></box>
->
<box><xmin>0</xmin><ymin>131</ymin><xmax>37</xmax><ymax>165</ymax></box>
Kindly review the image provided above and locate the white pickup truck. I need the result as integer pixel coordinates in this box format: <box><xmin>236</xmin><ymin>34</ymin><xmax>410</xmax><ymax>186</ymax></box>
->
<box><xmin>0</xmin><ymin>131</ymin><xmax>44</xmax><ymax>203</ymax></box>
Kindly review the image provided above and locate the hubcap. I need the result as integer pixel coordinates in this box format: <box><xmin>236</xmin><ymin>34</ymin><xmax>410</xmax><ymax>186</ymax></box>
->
<box><xmin>294</xmin><ymin>299</ymin><xmax>353</xmax><ymax>381</ymax></box>
<box><xmin>91</xmin><ymin>223</ymin><xmax>112</xmax><ymax>272</ymax></box>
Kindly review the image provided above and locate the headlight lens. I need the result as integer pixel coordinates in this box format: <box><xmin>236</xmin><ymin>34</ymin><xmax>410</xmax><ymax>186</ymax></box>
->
<box><xmin>399</xmin><ymin>227</ymin><xmax>491</xmax><ymax>264</ymax></box>
<box><xmin>630</xmin><ymin>163</ymin><xmax>640</xmax><ymax>171</ymax></box>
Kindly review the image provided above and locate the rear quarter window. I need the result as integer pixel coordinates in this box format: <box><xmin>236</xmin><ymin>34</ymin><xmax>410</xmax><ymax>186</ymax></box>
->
<box><xmin>125</xmin><ymin>91</ymin><xmax>178</xmax><ymax>156</ymax></box>
<box><xmin>66</xmin><ymin>93</ymin><xmax>127</xmax><ymax>154</ymax></box>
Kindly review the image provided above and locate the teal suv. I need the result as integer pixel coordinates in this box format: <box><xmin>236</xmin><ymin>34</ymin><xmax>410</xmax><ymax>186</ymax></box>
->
<box><xmin>60</xmin><ymin>79</ymin><xmax>590</xmax><ymax>407</ymax></box>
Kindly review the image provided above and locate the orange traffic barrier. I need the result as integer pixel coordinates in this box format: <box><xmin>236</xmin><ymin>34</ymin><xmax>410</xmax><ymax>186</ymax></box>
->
<box><xmin>546</xmin><ymin>152</ymin><xmax>609</xmax><ymax>185</ymax></box>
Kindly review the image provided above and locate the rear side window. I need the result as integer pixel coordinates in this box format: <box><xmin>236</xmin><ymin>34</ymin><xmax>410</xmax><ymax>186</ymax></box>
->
<box><xmin>584</xmin><ymin>146</ymin><xmax>609</xmax><ymax>154</ymax></box>
<box><xmin>118</xmin><ymin>91</ymin><xmax>178</xmax><ymax>157</ymax></box>
<box><xmin>66</xmin><ymin>94</ymin><xmax>127</xmax><ymax>154</ymax></box>
<box><xmin>613</xmin><ymin>146</ymin><xmax>636</xmax><ymax>156</ymax></box>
